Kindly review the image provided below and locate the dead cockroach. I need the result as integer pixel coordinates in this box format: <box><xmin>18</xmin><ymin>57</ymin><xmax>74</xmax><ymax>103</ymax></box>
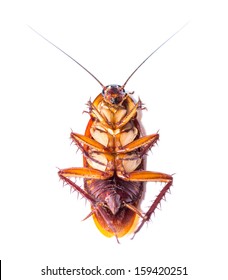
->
<box><xmin>29</xmin><ymin>25</ymin><xmax>186</xmax><ymax>241</ymax></box>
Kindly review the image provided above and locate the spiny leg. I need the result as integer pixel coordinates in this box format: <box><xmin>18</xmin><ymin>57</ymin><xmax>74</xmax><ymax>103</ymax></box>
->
<box><xmin>58</xmin><ymin>168</ymin><xmax>113</xmax><ymax>202</ymax></box>
<box><xmin>115</xmin><ymin>102</ymin><xmax>139</xmax><ymax>129</ymax></box>
<box><xmin>59</xmin><ymin>167</ymin><xmax>113</xmax><ymax>180</ymax></box>
<box><xmin>134</xmin><ymin>178</ymin><xmax>173</xmax><ymax>238</ymax></box>
<box><xmin>117</xmin><ymin>170</ymin><xmax>173</xmax><ymax>237</ymax></box>
<box><xmin>71</xmin><ymin>132</ymin><xmax>107</xmax><ymax>152</ymax></box>
<box><xmin>88</xmin><ymin>101</ymin><xmax>110</xmax><ymax>127</ymax></box>
<box><xmin>124</xmin><ymin>203</ymin><xmax>144</xmax><ymax>219</ymax></box>
<box><xmin>117</xmin><ymin>133</ymin><xmax>159</xmax><ymax>153</ymax></box>
<box><xmin>59</xmin><ymin>169</ymin><xmax>120</xmax><ymax>242</ymax></box>
<box><xmin>70</xmin><ymin>132</ymin><xmax>112</xmax><ymax>167</ymax></box>
<box><xmin>58</xmin><ymin>172</ymin><xmax>95</xmax><ymax>203</ymax></box>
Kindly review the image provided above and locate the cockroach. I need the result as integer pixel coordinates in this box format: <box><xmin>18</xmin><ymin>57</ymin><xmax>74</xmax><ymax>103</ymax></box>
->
<box><xmin>29</xmin><ymin>25</ymin><xmax>186</xmax><ymax>241</ymax></box>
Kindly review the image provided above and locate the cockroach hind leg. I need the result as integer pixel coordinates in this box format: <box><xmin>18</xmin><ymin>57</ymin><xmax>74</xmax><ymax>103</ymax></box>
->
<box><xmin>70</xmin><ymin>186</ymin><xmax>77</xmax><ymax>193</ymax></box>
<box><xmin>115</xmin><ymin>234</ymin><xmax>120</xmax><ymax>244</ymax></box>
<box><xmin>131</xmin><ymin>177</ymin><xmax>173</xmax><ymax>238</ymax></box>
<box><xmin>148</xmin><ymin>180</ymin><xmax>173</xmax><ymax>215</ymax></box>
<box><xmin>58</xmin><ymin>171</ymin><xmax>97</xmax><ymax>203</ymax></box>
<box><xmin>124</xmin><ymin>203</ymin><xmax>144</xmax><ymax>219</ymax></box>
<box><xmin>82</xmin><ymin>211</ymin><xmax>94</xmax><ymax>221</ymax></box>
<box><xmin>95</xmin><ymin>204</ymin><xmax>121</xmax><ymax>243</ymax></box>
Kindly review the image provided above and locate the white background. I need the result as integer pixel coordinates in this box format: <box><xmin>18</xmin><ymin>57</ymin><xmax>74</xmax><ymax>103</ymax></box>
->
<box><xmin>0</xmin><ymin>0</ymin><xmax>227</xmax><ymax>279</ymax></box>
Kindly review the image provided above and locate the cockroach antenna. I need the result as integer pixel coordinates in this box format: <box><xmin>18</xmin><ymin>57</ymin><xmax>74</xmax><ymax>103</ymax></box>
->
<box><xmin>28</xmin><ymin>23</ymin><xmax>188</xmax><ymax>90</ymax></box>
<box><xmin>27</xmin><ymin>25</ymin><xmax>105</xmax><ymax>89</ymax></box>
<box><xmin>121</xmin><ymin>22</ymin><xmax>189</xmax><ymax>89</ymax></box>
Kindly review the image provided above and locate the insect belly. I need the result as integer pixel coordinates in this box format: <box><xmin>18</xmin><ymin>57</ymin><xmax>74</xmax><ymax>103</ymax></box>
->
<box><xmin>82</xmin><ymin>97</ymin><xmax>144</xmax><ymax>237</ymax></box>
<box><xmin>84</xmin><ymin>176</ymin><xmax>143</xmax><ymax>238</ymax></box>
<box><xmin>86</xmin><ymin>122</ymin><xmax>142</xmax><ymax>174</ymax></box>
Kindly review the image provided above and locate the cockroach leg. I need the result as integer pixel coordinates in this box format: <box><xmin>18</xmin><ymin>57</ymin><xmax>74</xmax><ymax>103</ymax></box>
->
<box><xmin>115</xmin><ymin>169</ymin><xmax>173</xmax><ymax>237</ymax></box>
<box><xmin>117</xmin><ymin>133</ymin><xmax>159</xmax><ymax>153</ymax></box>
<box><xmin>89</xmin><ymin>101</ymin><xmax>111</xmax><ymax>127</ymax></box>
<box><xmin>58</xmin><ymin>167</ymin><xmax>113</xmax><ymax>180</ymax></box>
<box><xmin>70</xmin><ymin>137</ymin><xmax>108</xmax><ymax>167</ymax></box>
<box><xmin>95</xmin><ymin>203</ymin><xmax>120</xmax><ymax>243</ymax></box>
<box><xmin>118</xmin><ymin>170</ymin><xmax>173</xmax><ymax>182</ymax></box>
<box><xmin>115</xmin><ymin>102</ymin><xmax>138</xmax><ymax>129</ymax></box>
<box><xmin>58</xmin><ymin>173</ymin><xmax>96</xmax><ymax>203</ymax></box>
<box><xmin>71</xmin><ymin>132</ymin><xmax>107</xmax><ymax>152</ymax></box>
<box><xmin>132</xmin><ymin>179</ymin><xmax>173</xmax><ymax>238</ymax></box>
<box><xmin>81</xmin><ymin>211</ymin><xmax>94</xmax><ymax>221</ymax></box>
<box><xmin>124</xmin><ymin>203</ymin><xmax>144</xmax><ymax>219</ymax></box>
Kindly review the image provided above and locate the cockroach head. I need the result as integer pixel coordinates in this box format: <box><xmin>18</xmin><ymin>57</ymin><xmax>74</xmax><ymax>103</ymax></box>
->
<box><xmin>102</xmin><ymin>84</ymin><xmax>127</xmax><ymax>105</ymax></box>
